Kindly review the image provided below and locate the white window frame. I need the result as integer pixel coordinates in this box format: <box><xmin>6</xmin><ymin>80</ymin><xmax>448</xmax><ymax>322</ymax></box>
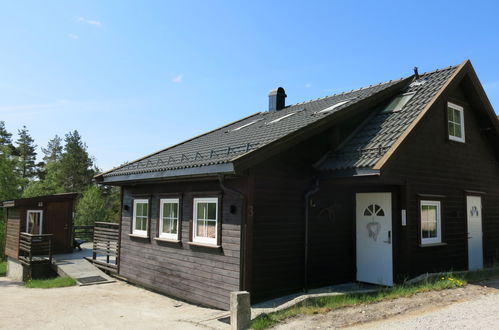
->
<box><xmin>159</xmin><ymin>198</ymin><xmax>180</xmax><ymax>240</ymax></box>
<box><xmin>193</xmin><ymin>197</ymin><xmax>218</xmax><ymax>245</ymax></box>
<box><xmin>132</xmin><ymin>199</ymin><xmax>149</xmax><ymax>236</ymax></box>
<box><xmin>420</xmin><ymin>200</ymin><xmax>442</xmax><ymax>245</ymax></box>
<box><xmin>26</xmin><ymin>210</ymin><xmax>43</xmax><ymax>235</ymax></box>
<box><xmin>448</xmin><ymin>102</ymin><xmax>465</xmax><ymax>143</ymax></box>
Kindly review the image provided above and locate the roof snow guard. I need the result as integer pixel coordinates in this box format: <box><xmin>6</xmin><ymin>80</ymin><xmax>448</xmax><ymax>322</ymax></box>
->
<box><xmin>317</xmin><ymin>65</ymin><xmax>460</xmax><ymax>173</ymax></box>
<box><xmin>97</xmin><ymin>62</ymin><xmax>475</xmax><ymax>184</ymax></box>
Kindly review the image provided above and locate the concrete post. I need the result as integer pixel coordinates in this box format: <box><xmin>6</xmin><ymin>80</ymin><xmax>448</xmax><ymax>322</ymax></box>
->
<box><xmin>230</xmin><ymin>291</ymin><xmax>251</xmax><ymax>330</ymax></box>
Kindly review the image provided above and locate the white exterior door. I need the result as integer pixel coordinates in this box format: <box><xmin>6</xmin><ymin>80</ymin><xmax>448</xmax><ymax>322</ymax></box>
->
<box><xmin>356</xmin><ymin>192</ymin><xmax>393</xmax><ymax>286</ymax></box>
<box><xmin>466</xmin><ymin>195</ymin><xmax>483</xmax><ymax>271</ymax></box>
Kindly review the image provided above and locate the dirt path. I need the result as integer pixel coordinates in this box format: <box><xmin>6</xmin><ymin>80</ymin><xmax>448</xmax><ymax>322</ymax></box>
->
<box><xmin>0</xmin><ymin>277</ymin><xmax>230</xmax><ymax>330</ymax></box>
<box><xmin>273</xmin><ymin>280</ymin><xmax>499</xmax><ymax>329</ymax></box>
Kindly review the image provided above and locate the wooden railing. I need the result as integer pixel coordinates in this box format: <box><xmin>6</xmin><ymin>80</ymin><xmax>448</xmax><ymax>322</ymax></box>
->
<box><xmin>18</xmin><ymin>232</ymin><xmax>53</xmax><ymax>265</ymax></box>
<box><xmin>92</xmin><ymin>222</ymin><xmax>120</xmax><ymax>273</ymax></box>
<box><xmin>73</xmin><ymin>225</ymin><xmax>94</xmax><ymax>242</ymax></box>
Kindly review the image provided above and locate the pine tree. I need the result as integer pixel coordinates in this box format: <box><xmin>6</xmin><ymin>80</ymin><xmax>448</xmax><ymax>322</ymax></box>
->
<box><xmin>0</xmin><ymin>121</ymin><xmax>12</xmax><ymax>148</ymax></box>
<box><xmin>15</xmin><ymin>126</ymin><xmax>38</xmax><ymax>189</ymax></box>
<box><xmin>59</xmin><ymin>130</ymin><xmax>95</xmax><ymax>192</ymax></box>
<box><xmin>41</xmin><ymin>135</ymin><xmax>63</xmax><ymax>163</ymax></box>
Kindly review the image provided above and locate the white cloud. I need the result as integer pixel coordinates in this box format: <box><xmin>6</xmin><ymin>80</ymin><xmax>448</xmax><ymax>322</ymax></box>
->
<box><xmin>305</xmin><ymin>83</ymin><xmax>312</xmax><ymax>88</ymax></box>
<box><xmin>172</xmin><ymin>74</ymin><xmax>183</xmax><ymax>83</ymax></box>
<box><xmin>68</xmin><ymin>33</ymin><xmax>79</xmax><ymax>40</ymax></box>
<box><xmin>78</xmin><ymin>16</ymin><xmax>102</xmax><ymax>26</ymax></box>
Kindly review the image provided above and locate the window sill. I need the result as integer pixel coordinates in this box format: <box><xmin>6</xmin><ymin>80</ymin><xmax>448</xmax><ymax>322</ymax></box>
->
<box><xmin>128</xmin><ymin>233</ymin><xmax>149</xmax><ymax>239</ymax></box>
<box><xmin>154</xmin><ymin>237</ymin><xmax>181</xmax><ymax>244</ymax></box>
<box><xmin>187</xmin><ymin>241</ymin><xmax>222</xmax><ymax>250</ymax></box>
<box><xmin>419</xmin><ymin>242</ymin><xmax>447</xmax><ymax>248</ymax></box>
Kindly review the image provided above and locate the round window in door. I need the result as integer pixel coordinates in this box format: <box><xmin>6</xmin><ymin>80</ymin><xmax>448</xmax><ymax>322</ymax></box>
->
<box><xmin>364</xmin><ymin>204</ymin><xmax>385</xmax><ymax>241</ymax></box>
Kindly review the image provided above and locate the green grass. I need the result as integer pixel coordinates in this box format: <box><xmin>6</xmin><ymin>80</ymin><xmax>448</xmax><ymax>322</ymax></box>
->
<box><xmin>0</xmin><ymin>261</ymin><xmax>6</xmax><ymax>277</ymax></box>
<box><xmin>25</xmin><ymin>276</ymin><xmax>76</xmax><ymax>289</ymax></box>
<box><xmin>251</xmin><ymin>265</ymin><xmax>499</xmax><ymax>330</ymax></box>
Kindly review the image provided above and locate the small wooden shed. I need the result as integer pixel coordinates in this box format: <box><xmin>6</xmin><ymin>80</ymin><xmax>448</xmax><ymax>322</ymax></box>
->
<box><xmin>2</xmin><ymin>193</ymin><xmax>78</xmax><ymax>259</ymax></box>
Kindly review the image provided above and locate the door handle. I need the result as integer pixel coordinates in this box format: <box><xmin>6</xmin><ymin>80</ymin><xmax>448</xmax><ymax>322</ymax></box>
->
<box><xmin>384</xmin><ymin>230</ymin><xmax>391</xmax><ymax>244</ymax></box>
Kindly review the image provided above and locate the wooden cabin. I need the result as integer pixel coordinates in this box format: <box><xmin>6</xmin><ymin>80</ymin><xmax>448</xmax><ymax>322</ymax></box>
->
<box><xmin>2</xmin><ymin>193</ymin><xmax>78</xmax><ymax>279</ymax></box>
<box><xmin>95</xmin><ymin>60</ymin><xmax>499</xmax><ymax>310</ymax></box>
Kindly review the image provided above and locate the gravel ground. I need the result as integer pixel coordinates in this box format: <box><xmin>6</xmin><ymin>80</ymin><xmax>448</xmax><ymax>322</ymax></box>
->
<box><xmin>273</xmin><ymin>279</ymin><xmax>499</xmax><ymax>330</ymax></box>
<box><xmin>353</xmin><ymin>293</ymin><xmax>499</xmax><ymax>329</ymax></box>
<box><xmin>0</xmin><ymin>277</ymin><xmax>230</xmax><ymax>330</ymax></box>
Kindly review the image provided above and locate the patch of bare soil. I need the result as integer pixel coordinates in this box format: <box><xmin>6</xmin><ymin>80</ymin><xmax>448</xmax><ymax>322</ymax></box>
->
<box><xmin>273</xmin><ymin>280</ymin><xmax>499</xmax><ymax>330</ymax></box>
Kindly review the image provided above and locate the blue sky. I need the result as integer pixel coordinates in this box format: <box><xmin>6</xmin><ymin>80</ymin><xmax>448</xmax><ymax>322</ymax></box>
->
<box><xmin>1</xmin><ymin>1</ymin><xmax>499</xmax><ymax>171</ymax></box>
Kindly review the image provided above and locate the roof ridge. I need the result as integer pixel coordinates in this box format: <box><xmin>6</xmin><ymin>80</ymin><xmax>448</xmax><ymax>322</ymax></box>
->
<box><xmin>419</xmin><ymin>64</ymin><xmax>460</xmax><ymax>77</ymax></box>
<box><xmin>95</xmin><ymin>112</ymin><xmax>262</xmax><ymax>178</ymax></box>
<box><xmin>287</xmin><ymin>64</ymin><xmax>460</xmax><ymax>110</ymax></box>
<box><xmin>287</xmin><ymin>76</ymin><xmax>407</xmax><ymax>109</ymax></box>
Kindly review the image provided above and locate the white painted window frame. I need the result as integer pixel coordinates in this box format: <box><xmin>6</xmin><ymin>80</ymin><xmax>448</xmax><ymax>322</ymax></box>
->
<box><xmin>132</xmin><ymin>199</ymin><xmax>149</xmax><ymax>236</ymax></box>
<box><xmin>420</xmin><ymin>200</ymin><xmax>442</xmax><ymax>245</ymax></box>
<box><xmin>26</xmin><ymin>210</ymin><xmax>43</xmax><ymax>235</ymax></box>
<box><xmin>448</xmin><ymin>102</ymin><xmax>465</xmax><ymax>143</ymax></box>
<box><xmin>159</xmin><ymin>198</ymin><xmax>180</xmax><ymax>240</ymax></box>
<box><xmin>193</xmin><ymin>197</ymin><xmax>218</xmax><ymax>245</ymax></box>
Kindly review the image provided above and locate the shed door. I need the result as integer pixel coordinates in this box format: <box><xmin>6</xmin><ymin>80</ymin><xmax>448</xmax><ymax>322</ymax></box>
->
<box><xmin>356</xmin><ymin>193</ymin><xmax>393</xmax><ymax>286</ymax></box>
<box><xmin>45</xmin><ymin>201</ymin><xmax>73</xmax><ymax>253</ymax></box>
<box><xmin>467</xmin><ymin>195</ymin><xmax>483</xmax><ymax>271</ymax></box>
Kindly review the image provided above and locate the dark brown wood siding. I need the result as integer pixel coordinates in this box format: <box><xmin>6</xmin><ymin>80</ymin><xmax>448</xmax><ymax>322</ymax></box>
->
<box><xmin>247</xmin><ymin>119</ymin><xmax>373</xmax><ymax>302</ymax></box>
<box><xmin>118</xmin><ymin>178</ymin><xmax>245</xmax><ymax>310</ymax></box>
<box><xmin>381</xmin><ymin>81</ymin><xmax>499</xmax><ymax>278</ymax></box>
<box><xmin>249</xmin><ymin>162</ymin><xmax>310</xmax><ymax>302</ymax></box>
<box><xmin>5</xmin><ymin>208</ymin><xmax>21</xmax><ymax>259</ymax></box>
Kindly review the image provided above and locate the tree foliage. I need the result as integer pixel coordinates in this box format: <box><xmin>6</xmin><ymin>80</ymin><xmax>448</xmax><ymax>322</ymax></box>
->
<box><xmin>15</xmin><ymin>126</ymin><xmax>38</xmax><ymax>188</ymax></box>
<box><xmin>74</xmin><ymin>185</ymin><xmax>120</xmax><ymax>225</ymax></box>
<box><xmin>41</xmin><ymin>135</ymin><xmax>63</xmax><ymax>163</ymax></box>
<box><xmin>58</xmin><ymin>131</ymin><xmax>96</xmax><ymax>193</ymax></box>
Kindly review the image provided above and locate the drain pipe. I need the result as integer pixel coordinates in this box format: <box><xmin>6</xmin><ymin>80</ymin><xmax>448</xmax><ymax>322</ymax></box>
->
<box><xmin>218</xmin><ymin>174</ymin><xmax>247</xmax><ymax>291</ymax></box>
<box><xmin>304</xmin><ymin>178</ymin><xmax>320</xmax><ymax>293</ymax></box>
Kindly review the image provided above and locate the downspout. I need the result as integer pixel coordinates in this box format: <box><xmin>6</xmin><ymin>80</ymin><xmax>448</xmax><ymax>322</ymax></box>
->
<box><xmin>218</xmin><ymin>174</ymin><xmax>247</xmax><ymax>291</ymax></box>
<box><xmin>304</xmin><ymin>178</ymin><xmax>320</xmax><ymax>293</ymax></box>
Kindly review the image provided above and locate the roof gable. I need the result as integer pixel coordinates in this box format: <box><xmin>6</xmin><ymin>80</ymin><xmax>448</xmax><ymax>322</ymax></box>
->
<box><xmin>318</xmin><ymin>60</ymin><xmax>499</xmax><ymax>174</ymax></box>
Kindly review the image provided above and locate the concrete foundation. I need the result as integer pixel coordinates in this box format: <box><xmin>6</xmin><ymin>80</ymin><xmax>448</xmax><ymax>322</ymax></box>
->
<box><xmin>7</xmin><ymin>257</ymin><xmax>25</xmax><ymax>281</ymax></box>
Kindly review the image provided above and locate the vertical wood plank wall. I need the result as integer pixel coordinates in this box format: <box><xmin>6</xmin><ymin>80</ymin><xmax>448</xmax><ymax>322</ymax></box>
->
<box><xmin>118</xmin><ymin>179</ymin><xmax>244</xmax><ymax>310</ymax></box>
<box><xmin>5</xmin><ymin>208</ymin><xmax>21</xmax><ymax>259</ymax></box>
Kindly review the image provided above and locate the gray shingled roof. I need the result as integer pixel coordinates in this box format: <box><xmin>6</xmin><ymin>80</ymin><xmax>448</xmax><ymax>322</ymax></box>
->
<box><xmin>99</xmin><ymin>76</ymin><xmax>407</xmax><ymax>179</ymax></box>
<box><xmin>318</xmin><ymin>65</ymin><xmax>458</xmax><ymax>172</ymax></box>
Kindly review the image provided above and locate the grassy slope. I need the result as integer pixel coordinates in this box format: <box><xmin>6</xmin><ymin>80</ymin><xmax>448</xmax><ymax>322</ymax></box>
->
<box><xmin>251</xmin><ymin>266</ymin><xmax>499</xmax><ymax>330</ymax></box>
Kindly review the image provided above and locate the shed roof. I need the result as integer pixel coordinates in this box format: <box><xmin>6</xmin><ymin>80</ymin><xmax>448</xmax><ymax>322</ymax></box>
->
<box><xmin>0</xmin><ymin>193</ymin><xmax>78</xmax><ymax>208</ymax></box>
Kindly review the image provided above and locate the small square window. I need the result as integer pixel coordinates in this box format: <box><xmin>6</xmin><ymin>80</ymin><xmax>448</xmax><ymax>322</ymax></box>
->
<box><xmin>420</xmin><ymin>200</ymin><xmax>442</xmax><ymax>245</ymax></box>
<box><xmin>193</xmin><ymin>197</ymin><xmax>218</xmax><ymax>245</ymax></box>
<box><xmin>132</xmin><ymin>199</ymin><xmax>149</xmax><ymax>236</ymax></box>
<box><xmin>159</xmin><ymin>198</ymin><xmax>180</xmax><ymax>240</ymax></box>
<box><xmin>448</xmin><ymin>102</ymin><xmax>465</xmax><ymax>143</ymax></box>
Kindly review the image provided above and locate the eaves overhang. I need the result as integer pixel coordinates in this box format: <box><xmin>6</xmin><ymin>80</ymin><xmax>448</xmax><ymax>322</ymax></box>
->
<box><xmin>98</xmin><ymin>163</ymin><xmax>235</xmax><ymax>185</ymax></box>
